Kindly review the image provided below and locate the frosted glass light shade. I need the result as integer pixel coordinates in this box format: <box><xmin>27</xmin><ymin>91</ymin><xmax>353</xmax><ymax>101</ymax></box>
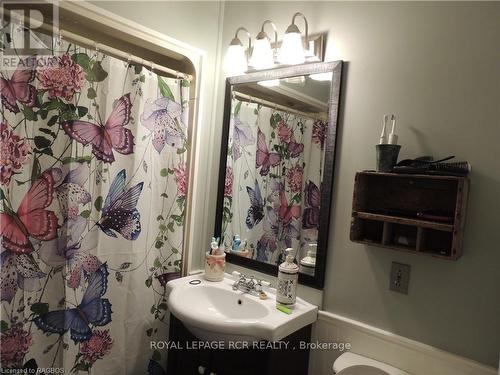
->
<box><xmin>249</xmin><ymin>38</ymin><xmax>274</xmax><ymax>69</ymax></box>
<box><xmin>277</xmin><ymin>32</ymin><xmax>305</xmax><ymax>65</ymax></box>
<box><xmin>223</xmin><ymin>44</ymin><xmax>247</xmax><ymax>76</ymax></box>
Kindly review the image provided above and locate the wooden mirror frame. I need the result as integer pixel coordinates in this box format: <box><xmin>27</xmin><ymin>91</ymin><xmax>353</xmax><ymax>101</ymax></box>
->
<box><xmin>214</xmin><ymin>61</ymin><xmax>343</xmax><ymax>289</ymax></box>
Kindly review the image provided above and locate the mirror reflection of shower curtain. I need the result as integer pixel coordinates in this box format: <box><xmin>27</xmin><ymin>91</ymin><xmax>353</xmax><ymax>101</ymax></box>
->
<box><xmin>223</xmin><ymin>98</ymin><xmax>327</xmax><ymax>266</ymax></box>
<box><xmin>0</xmin><ymin>39</ymin><xmax>189</xmax><ymax>374</ymax></box>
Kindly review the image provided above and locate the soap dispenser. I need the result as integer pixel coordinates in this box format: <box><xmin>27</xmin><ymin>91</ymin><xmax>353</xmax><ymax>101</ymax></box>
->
<box><xmin>231</xmin><ymin>235</ymin><xmax>241</xmax><ymax>252</ymax></box>
<box><xmin>276</xmin><ymin>248</ymin><xmax>299</xmax><ymax>307</ymax></box>
<box><xmin>299</xmin><ymin>243</ymin><xmax>317</xmax><ymax>276</ymax></box>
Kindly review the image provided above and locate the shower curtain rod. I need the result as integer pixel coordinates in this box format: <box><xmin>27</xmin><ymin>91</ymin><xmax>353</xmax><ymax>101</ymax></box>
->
<box><xmin>233</xmin><ymin>91</ymin><xmax>326</xmax><ymax>120</ymax></box>
<box><xmin>23</xmin><ymin>10</ymin><xmax>191</xmax><ymax>81</ymax></box>
<box><xmin>55</xmin><ymin>29</ymin><xmax>192</xmax><ymax>80</ymax></box>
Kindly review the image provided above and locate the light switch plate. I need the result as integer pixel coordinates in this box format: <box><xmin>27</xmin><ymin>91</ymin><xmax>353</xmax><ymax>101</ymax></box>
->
<box><xmin>390</xmin><ymin>262</ymin><xmax>411</xmax><ymax>294</ymax></box>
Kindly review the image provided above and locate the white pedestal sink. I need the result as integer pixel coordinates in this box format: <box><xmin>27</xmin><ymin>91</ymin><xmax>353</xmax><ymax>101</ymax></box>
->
<box><xmin>166</xmin><ymin>273</ymin><xmax>318</xmax><ymax>344</ymax></box>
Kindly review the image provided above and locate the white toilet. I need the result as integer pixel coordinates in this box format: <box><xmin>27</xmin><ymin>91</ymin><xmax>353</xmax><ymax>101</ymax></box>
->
<box><xmin>333</xmin><ymin>353</ymin><xmax>411</xmax><ymax>375</ymax></box>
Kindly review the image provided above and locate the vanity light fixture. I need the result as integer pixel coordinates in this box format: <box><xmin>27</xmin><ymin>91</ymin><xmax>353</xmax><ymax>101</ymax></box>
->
<box><xmin>223</xmin><ymin>27</ymin><xmax>252</xmax><ymax>76</ymax></box>
<box><xmin>249</xmin><ymin>20</ymin><xmax>278</xmax><ymax>70</ymax></box>
<box><xmin>277</xmin><ymin>12</ymin><xmax>309</xmax><ymax>65</ymax></box>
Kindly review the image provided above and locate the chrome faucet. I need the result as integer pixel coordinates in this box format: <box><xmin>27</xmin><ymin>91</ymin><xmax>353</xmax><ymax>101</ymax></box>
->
<box><xmin>232</xmin><ymin>274</ymin><xmax>264</xmax><ymax>295</ymax></box>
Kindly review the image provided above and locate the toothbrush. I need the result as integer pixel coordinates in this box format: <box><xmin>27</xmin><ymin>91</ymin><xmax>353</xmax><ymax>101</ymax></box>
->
<box><xmin>209</xmin><ymin>237</ymin><xmax>219</xmax><ymax>255</ymax></box>
<box><xmin>388</xmin><ymin>114</ymin><xmax>398</xmax><ymax>145</ymax></box>
<box><xmin>379</xmin><ymin>114</ymin><xmax>388</xmax><ymax>144</ymax></box>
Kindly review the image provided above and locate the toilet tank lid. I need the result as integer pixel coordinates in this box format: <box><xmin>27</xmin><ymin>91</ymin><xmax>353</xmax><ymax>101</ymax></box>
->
<box><xmin>333</xmin><ymin>353</ymin><xmax>411</xmax><ymax>375</ymax></box>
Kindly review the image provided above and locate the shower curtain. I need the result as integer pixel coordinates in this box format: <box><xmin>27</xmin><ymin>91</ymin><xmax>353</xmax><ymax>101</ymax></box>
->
<box><xmin>0</xmin><ymin>41</ymin><xmax>189</xmax><ymax>374</ymax></box>
<box><xmin>223</xmin><ymin>98</ymin><xmax>327</xmax><ymax>266</ymax></box>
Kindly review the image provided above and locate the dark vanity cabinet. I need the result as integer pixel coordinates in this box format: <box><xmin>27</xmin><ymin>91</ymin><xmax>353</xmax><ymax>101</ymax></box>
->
<box><xmin>167</xmin><ymin>315</ymin><xmax>312</xmax><ymax>375</ymax></box>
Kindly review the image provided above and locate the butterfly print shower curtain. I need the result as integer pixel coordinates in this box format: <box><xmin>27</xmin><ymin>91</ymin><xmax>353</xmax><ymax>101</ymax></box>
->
<box><xmin>222</xmin><ymin>99</ymin><xmax>327</xmax><ymax>266</ymax></box>
<box><xmin>0</xmin><ymin>41</ymin><xmax>189</xmax><ymax>374</ymax></box>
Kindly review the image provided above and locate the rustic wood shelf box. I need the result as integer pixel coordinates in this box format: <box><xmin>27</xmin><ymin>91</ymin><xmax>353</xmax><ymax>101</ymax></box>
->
<box><xmin>350</xmin><ymin>172</ymin><xmax>469</xmax><ymax>260</ymax></box>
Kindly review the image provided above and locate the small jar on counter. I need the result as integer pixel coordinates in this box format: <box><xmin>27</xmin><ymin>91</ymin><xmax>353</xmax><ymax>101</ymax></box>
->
<box><xmin>205</xmin><ymin>251</ymin><xmax>225</xmax><ymax>281</ymax></box>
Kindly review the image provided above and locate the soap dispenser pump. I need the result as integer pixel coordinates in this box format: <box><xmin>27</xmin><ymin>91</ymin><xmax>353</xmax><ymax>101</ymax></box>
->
<box><xmin>276</xmin><ymin>248</ymin><xmax>299</xmax><ymax>307</ymax></box>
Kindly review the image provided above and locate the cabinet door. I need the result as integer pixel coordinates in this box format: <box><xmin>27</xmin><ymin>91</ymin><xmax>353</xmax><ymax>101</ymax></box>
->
<box><xmin>167</xmin><ymin>316</ymin><xmax>311</xmax><ymax>375</ymax></box>
<box><xmin>168</xmin><ymin>348</ymin><xmax>211</xmax><ymax>375</ymax></box>
<box><xmin>210</xmin><ymin>348</ymin><xmax>265</xmax><ymax>375</ymax></box>
<box><xmin>167</xmin><ymin>316</ymin><xmax>211</xmax><ymax>375</ymax></box>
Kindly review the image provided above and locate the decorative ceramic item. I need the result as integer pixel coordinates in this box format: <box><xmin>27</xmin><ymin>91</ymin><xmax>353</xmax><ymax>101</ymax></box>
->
<box><xmin>276</xmin><ymin>248</ymin><xmax>299</xmax><ymax>307</ymax></box>
<box><xmin>205</xmin><ymin>252</ymin><xmax>226</xmax><ymax>281</ymax></box>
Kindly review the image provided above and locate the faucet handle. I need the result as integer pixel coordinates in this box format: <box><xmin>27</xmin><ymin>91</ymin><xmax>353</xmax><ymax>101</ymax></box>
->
<box><xmin>255</xmin><ymin>279</ymin><xmax>263</xmax><ymax>292</ymax></box>
<box><xmin>247</xmin><ymin>276</ymin><xmax>255</xmax><ymax>287</ymax></box>
<box><xmin>257</xmin><ymin>278</ymin><xmax>272</xmax><ymax>288</ymax></box>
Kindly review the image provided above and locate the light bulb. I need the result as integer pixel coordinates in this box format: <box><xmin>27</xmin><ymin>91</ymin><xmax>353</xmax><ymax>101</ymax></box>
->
<box><xmin>277</xmin><ymin>32</ymin><xmax>305</xmax><ymax>65</ymax></box>
<box><xmin>257</xmin><ymin>79</ymin><xmax>280</xmax><ymax>87</ymax></box>
<box><xmin>224</xmin><ymin>44</ymin><xmax>247</xmax><ymax>76</ymax></box>
<box><xmin>249</xmin><ymin>37</ymin><xmax>274</xmax><ymax>69</ymax></box>
<box><xmin>309</xmin><ymin>72</ymin><xmax>332</xmax><ymax>81</ymax></box>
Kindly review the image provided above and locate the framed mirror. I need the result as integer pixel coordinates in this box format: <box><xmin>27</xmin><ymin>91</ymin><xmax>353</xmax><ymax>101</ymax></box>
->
<box><xmin>215</xmin><ymin>61</ymin><xmax>343</xmax><ymax>289</ymax></box>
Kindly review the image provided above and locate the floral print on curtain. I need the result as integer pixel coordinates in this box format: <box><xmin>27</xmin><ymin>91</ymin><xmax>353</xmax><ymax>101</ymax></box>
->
<box><xmin>0</xmin><ymin>41</ymin><xmax>189</xmax><ymax>374</ymax></box>
<box><xmin>222</xmin><ymin>98</ymin><xmax>327</xmax><ymax>266</ymax></box>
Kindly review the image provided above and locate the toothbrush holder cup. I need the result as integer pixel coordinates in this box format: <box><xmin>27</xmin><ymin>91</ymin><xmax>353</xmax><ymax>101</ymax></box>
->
<box><xmin>376</xmin><ymin>144</ymin><xmax>401</xmax><ymax>172</ymax></box>
<box><xmin>205</xmin><ymin>252</ymin><xmax>226</xmax><ymax>281</ymax></box>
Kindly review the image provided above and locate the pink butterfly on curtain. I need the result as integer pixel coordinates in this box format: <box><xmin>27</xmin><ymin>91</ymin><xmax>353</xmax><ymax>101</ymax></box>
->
<box><xmin>256</xmin><ymin>128</ymin><xmax>281</xmax><ymax>176</ymax></box>
<box><xmin>0</xmin><ymin>58</ymin><xmax>37</xmax><ymax>113</ymax></box>
<box><xmin>287</xmin><ymin>134</ymin><xmax>304</xmax><ymax>158</ymax></box>
<box><xmin>279</xmin><ymin>191</ymin><xmax>301</xmax><ymax>247</ymax></box>
<box><xmin>62</xmin><ymin>93</ymin><xmax>134</xmax><ymax>163</ymax></box>
<box><xmin>279</xmin><ymin>190</ymin><xmax>301</xmax><ymax>227</ymax></box>
<box><xmin>0</xmin><ymin>169</ymin><xmax>58</xmax><ymax>254</ymax></box>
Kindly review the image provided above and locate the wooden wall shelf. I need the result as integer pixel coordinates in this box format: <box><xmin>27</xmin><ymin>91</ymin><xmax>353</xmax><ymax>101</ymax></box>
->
<box><xmin>350</xmin><ymin>171</ymin><xmax>469</xmax><ymax>260</ymax></box>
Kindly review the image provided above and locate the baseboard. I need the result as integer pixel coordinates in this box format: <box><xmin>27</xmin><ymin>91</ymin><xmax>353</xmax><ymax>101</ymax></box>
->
<box><xmin>309</xmin><ymin>311</ymin><xmax>498</xmax><ymax>375</ymax></box>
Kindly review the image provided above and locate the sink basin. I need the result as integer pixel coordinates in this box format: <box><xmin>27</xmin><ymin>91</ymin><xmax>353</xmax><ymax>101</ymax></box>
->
<box><xmin>166</xmin><ymin>273</ymin><xmax>318</xmax><ymax>344</ymax></box>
